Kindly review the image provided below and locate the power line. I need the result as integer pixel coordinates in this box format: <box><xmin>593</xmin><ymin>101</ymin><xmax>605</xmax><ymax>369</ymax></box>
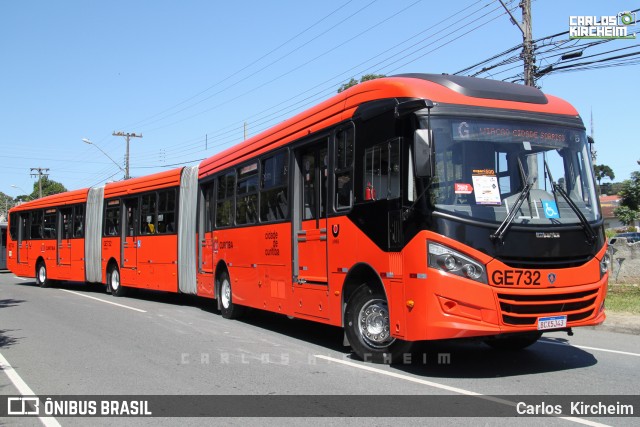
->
<box><xmin>81</xmin><ymin>1</ymin><xmax>521</xmax><ymax>181</ymax></box>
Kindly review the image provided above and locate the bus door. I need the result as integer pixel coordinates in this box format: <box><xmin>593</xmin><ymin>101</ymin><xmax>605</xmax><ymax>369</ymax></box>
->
<box><xmin>0</xmin><ymin>224</ymin><xmax>6</xmax><ymax>270</ymax></box>
<box><xmin>17</xmin><ymin>213</ymin><xmax>29</xmax><ymax>265</ymax></box>
<box><xmin>121</xmin><ymin>197</ymin><xmax>139</xmax><ymax>281</ymax></box>
<box><xmin>57</xmin><ymin>207</ymin><xmax>72</xmax><ymax>266</ymax></box>
<box><xmin>294</xmin><ymin>142</ymin><xmax>329</xmax><ymax>285</ymax></box>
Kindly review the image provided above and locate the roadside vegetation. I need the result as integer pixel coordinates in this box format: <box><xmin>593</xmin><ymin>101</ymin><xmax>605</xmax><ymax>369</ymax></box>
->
<box><xmin>607</xmin><ymin>284</ymin><xmax>640</xmax><ymax>315</ymax></box>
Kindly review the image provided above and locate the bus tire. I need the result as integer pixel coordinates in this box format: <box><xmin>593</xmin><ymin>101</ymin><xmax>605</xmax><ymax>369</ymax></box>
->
<box><xmin>344</xmin><ymin>285</ymin><xmax>412</xmax><ymax>364</ymax></box>
<box><xmin>484</xmin><ymin>332</ymin><xmax>542</xmax><ymax>351</ymax></box>
<box><xmin>218</xmin><ymin>270</ymin><xmax>244</xmax><ymax>319</ymax></box>
<box><xmin>35</xmin><ymin>261</ymin><xmax>52</xmax><ymax>288</ymax></box>
<box><xmin>107</xmin><ymin>264</ymin><xmax>126</xmax><ymax>297</ymax></box>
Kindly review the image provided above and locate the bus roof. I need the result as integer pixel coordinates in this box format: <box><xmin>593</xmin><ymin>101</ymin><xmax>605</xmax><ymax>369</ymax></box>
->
<box><xmin>199</xmin><ymin>74</ymin><xmax>579</xmax><ymax>179</ymax></box>
<box><xmin>103</xmin><ymin>167</ymin><xmax>183</xmax><ymax>198</ymax></box>
<box><xmin>9</xmin><ymin>188</ymin><xmax>89</xmax><ymax>213</ymax></box>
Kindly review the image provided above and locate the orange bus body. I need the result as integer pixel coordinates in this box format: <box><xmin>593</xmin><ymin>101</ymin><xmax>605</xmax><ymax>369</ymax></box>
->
<box><xmin>7</xmin><ymin>74</ymin><xmax>608</xmax><ymax>362</ymax></box>
<box><xmin>8</xmin><ymin>189</ymin><xmax>89</xmax><ymax>283</ymax></box>
<box><xmin>100</xmin><ymin>168</ymin><xmax>183</xmax><ymax>292</ymax></box>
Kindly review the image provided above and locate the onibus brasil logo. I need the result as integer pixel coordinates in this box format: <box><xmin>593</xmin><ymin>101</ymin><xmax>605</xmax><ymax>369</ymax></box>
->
<box><xmin>570</xmin><ymin>11</ymin><xmax>636</xmax><ymax>39</ymax></box>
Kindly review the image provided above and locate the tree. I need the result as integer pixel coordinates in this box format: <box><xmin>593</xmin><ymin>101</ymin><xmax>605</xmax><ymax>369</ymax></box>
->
<box><xmin>614</xmin><ymin>171</ymin><xmax>640</xmax><ymax>226</ymax></box>
<box><xmin>30</xmin><ymin>176</ymin><xmax>67</xmax><ymax>199</ymax></box>
<box><xmin>0</xmin><ymin>191</ymin><xmax>12</xmax><ymax>221</ymax></box>
<box><xmin>337</xmin><ymin>74</ymin><xmax>386</xmax><ymax>93</ymax></box>
<box><xmin>593</xmin><ymin>164</ymin><xmax>615</xmax><ymax>187</ymax></box>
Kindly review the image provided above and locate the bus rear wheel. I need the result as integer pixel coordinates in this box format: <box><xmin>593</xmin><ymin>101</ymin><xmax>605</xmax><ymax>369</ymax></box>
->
<box><xmin>344</xmin><ymin>285</ymin><xmax>412</xmax><ymax>364</ymax></box>
<box><xmin>107</xmin><ymin>264</ymin><xmax>126</xmax><ymax>297</ymax></box>
<box><xmin>484</xmin><ymin>332</ymin><xmax>542</xmax><ymax>351</ymax></box>
<box><xmin>35</xmin><ymin>261</ymin><xmax>51</xmax><ymax>288</ymax></box>
<box><xmin>218</xmin><ymin>270</ymin><xmax>244</xmax><ymax>319</ymax></box>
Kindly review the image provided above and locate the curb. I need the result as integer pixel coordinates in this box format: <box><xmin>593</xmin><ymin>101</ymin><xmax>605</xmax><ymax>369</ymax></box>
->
<box><xmin>589</xmin><ymin>312</ymin><xmax>640</xmax><ymax>335</ymax></box>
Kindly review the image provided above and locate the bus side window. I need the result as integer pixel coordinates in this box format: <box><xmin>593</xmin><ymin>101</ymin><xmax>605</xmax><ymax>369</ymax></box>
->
<box><xmin>216</xmin><ymin>172</ymin><xmax>235</xmax><ymax>227</ymax></box>
<box><xmin>30</xmin><ymin>210</ymin><xmax>43</xmax><ymax>239</ymax></box>
<box><xmin>334</xmin><ymin>127</ymin><xmax>353</xmax><ymax>210</ymax></box>
<box><xmin>157</xmin><ymin>189</ymin><xmax>176</xmax><ymax>234</ymax></box>
<box><xmin>260</xmin><ymin>151</ymin><xmax>288</xmax><ymax>222</ymax></box>
<box><xmin>363</xmin><ymin>138</ymin><xmax>400</xmax><ymax>201</ymax></box>
<box><xmin>236</xmin><ymin>162</ymin><xmax>258</xmax><ymax>225</ymax></box>
<box><xmin>140</xmin><ymin>193</ymin><xmax>157</xmax><ymax>234</ymax></box>
<box><xmin>201</xmin><ymin>181</ymin><xmax>214</xmax><ymax>232</ymax></box>
<box><xmin>73</xmin><ymin>204</ymin><xmax>84</xmax><ymax>238</ymax></box>
<box><xmin>104</xmin><ymin>200</ymin><xmax>121</xmax><ymax>236</ymax></box>
<box><xmin>60</xmin><ymin>207</ymin><xmax>72</xmax><ymax>239</ymax></box>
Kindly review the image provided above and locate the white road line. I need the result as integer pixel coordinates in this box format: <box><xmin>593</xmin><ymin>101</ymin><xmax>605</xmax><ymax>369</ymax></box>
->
<box><xmin>314</xmin><ymin>355</ymin><xmax>609</xmax><ymax>427</ymax></box>
<box><xmin>0</xmin><ymin>351</ymin><xmax>61</xmax><ymax>427</ymax></box>
<box><xmin>59</xmin><ymin>289</ymin><xmax>147</xmax><ymax>313</ymax></box>
<box><xmin>13</xmin><ymin>276</ymin><xmax>28</xmax><ymax>281</ymax></box>
<box><xmin>540</xmin><ymin>340</ymin><xmax>640</xmax><ymax>357</ymax></box>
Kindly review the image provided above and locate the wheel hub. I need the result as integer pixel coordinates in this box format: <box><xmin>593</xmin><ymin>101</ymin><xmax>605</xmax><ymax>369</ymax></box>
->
<box><xmin>358</xmin><ymin>299</ymin><xmax>394</xmax><ymax>348</ymax></box>
<box><xmin>221</xmin><ymin>279</ymin><xmax>231</xmax><ymax>308</ymax></box>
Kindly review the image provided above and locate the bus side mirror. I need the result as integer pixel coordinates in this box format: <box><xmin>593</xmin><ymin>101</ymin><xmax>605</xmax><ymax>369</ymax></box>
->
<box><xmin>414</xmin><ymin>129</ymin><xmax>432</xmax><ymax>177</ymax></box>
<box><xmin>587</xmin><ymin>135</ymin><xmax>595</xmax><ymax>145</ymax></box>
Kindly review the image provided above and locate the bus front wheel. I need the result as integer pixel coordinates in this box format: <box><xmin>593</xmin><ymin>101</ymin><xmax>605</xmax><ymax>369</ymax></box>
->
<box><xmin>35</xmin><ymin>261</ymin><xmax>51</xmax><ymax>288</ymax></box>
<box><xmin>344</xmin><ymin>285</ymin><xmax>412</xmax><ymax>364</ymax></box>
<box><xmin>218</xmin><ymin>270</ymin><xmax>244</xmax><ymax>319</ymax></box>
<box><xmin>107</xmin><ymin>264</ymin><xmax>126</xmax><ymax>297</ymax></box>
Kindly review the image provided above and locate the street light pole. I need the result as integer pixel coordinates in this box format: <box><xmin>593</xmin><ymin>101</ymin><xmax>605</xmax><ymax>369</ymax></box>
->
<box><xmin>82</xmin><ymin>138</ymin><xmax>127</xmax><ymax>179</ymax></box>
<box><xmin>10</xmin><ymin>184</ymin><xmax>33</xmax><ymax>203</ymax></box>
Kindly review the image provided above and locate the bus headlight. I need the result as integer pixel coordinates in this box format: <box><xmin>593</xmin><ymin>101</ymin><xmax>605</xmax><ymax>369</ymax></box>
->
<box><xmin>428</xmin><ymin>242</ymin><xmax>487</xmax><ymax>284</ymax></box>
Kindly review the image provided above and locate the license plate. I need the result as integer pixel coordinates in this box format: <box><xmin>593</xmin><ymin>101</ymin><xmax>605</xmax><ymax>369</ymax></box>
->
<box><xmin>537</xmin><ymin>315</ymin><xmax>567</xmax><ymax>330</ymax></box>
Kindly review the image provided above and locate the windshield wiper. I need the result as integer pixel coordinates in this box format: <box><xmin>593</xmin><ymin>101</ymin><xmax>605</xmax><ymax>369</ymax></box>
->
<box><xmin>491</xmin><ymin>158</ymin><xmax>532</xmax><ymax>244</ymax></box>
<box><xmin>543</xmin><ymin>159</ymin><xmax>596</xmax><ymax>245</ymax></box>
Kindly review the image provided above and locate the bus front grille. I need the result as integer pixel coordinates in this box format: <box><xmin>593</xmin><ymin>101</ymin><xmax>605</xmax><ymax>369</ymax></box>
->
<box><xmin>497</xmin><ymin>289</ymin><xmax>599</xmax><ymax>326</ymax></box>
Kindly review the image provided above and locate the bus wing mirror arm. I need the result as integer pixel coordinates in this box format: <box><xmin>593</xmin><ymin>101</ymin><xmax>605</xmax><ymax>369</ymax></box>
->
<box><xmin>395</xmin><ymin>99</ymin><xmax>434</xmax><ymax>118</ymax></box>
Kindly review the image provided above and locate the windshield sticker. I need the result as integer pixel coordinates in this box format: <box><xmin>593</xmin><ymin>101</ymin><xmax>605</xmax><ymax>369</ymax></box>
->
<box><xmin>542</xmin><ymin>200</ymin><xmax>560</xmax><ymax>219</ymax></box>
<box><xmin>454</xmin><ymin>183</ymin><xmax>474</xmax><ymax>194</ymax></box>
<box><xmin>472</xmin><ymin>173</ymin><xmax>501</xmax><ymax>205</ymax></box>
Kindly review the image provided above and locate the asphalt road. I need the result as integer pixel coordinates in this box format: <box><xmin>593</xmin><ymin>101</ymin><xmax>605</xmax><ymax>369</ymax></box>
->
<box><xmin>1</xmin><ymin>271</ymin><xmax>639</xmax><ymax>426</ymax></box>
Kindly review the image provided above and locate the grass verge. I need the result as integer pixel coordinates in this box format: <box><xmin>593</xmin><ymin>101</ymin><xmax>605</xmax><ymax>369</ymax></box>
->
<box><xmin>606</xmin><ymin>284</ymin><xmax>640</xmax><ymax>315</ymax></box>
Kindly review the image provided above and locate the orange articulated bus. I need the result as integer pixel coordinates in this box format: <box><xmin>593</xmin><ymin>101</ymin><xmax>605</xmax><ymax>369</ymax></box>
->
<box><xmin>7</xmin><ymin>74</ymin><xmax>609</xmax><ymax>363</ymax></box>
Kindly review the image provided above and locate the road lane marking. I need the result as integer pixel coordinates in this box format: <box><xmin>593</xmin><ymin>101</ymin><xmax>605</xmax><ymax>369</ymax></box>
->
<box><xmin>314</xmin><ymin>355</ymin><xmax>609</xmax><ymax>427</ymax></box>
<box><xmin>540</xmin><ymin>340</ymin><xmax>640</xmax><ymax>357</ymax></box>
<box><xmin>0</xmin><ymin>351</ymin><xmax>61</xmax><ymax>427</ymax></box>
<box><xmin>13</xmin><ymin>276</ymin><xmax>28</xmax><ymax>281</ymax></box>
<box><xmin>59</xmin><ymin>289</ymin><xmax>147</xmax><ymax>313</ymax></box>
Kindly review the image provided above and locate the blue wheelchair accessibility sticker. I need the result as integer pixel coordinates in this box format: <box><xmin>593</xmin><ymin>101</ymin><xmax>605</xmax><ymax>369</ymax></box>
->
<box><xmin>542</xmin><ymin>200</ymin><xmax>559</xmax><ymax>219</ymax></box>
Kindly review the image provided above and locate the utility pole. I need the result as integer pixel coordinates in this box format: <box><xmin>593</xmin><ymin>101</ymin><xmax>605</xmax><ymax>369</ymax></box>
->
<box><xmin>520</xmin><ymin>0</ymin><xmax>535</xmax><ymax>86</ymax></box>
<box><xmin>498</xmin><ymin>0</ymin><xmax>536</xmax><ymax>86</ymax></box>
<box><xmin>30</xmin><ymin>167</ymin><xmax>49</xmax><ymax>199</ymax></box>
<box><xmin>112</xmin><ymin>131</ymin><xmax>142</xmax><ymax>179</ymax></box>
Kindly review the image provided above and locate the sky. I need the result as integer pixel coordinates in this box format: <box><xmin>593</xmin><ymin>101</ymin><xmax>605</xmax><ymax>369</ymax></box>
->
<box><xmin>1</xmin><ymin>0</ymin><xmax>638</xmax><ymax>199</ymax></box>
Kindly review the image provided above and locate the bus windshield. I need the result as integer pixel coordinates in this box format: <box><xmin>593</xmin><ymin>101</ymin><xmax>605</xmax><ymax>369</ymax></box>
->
<box><xmin>424</xmin><ymin>117</ymin><xmax>599</xmax><ymax>225</ymax></box>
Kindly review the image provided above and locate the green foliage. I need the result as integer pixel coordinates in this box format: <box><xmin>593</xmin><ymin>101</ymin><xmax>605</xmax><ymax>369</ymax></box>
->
<box><xmin>0</xmin><ymin>192</ymin><xmax>11</xmax><ymax>221</ymax></box>
<box><xmin>605</xmin><ymin>228</ymin><xmax>618</xmax><ymax>239</ymax></box>
<box><xmin>606</xmin><ymin>285</ymin><xmax>640</xmax><ymax>315</ymax></box>
<box><xmin>618</xmin><ymin>171</ymin><xmax>640</xmax><ymax>210</ymax></box>
<box><xmin>337</xmin><ymin>74</ymin><xmax>386</xmax><ymax>93</ymax></box>
<box><xmin>614</xmin><ymin>206</ymin><xmax>639</xmax><ymax>226</ymax></box>
<box><xmin>613</xmin><ymin>171</ymin><xmax>640</xmax><ymax>225</ymax></box>
<box><xmin>30</xmin><ymin>177</ymin><xmax>67</xmax><ymax>199</ymax></box>
<box><xmin>593</xmin><ymin>164</ymin><xmax>615</xmax><ymax>186</ymax></box>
